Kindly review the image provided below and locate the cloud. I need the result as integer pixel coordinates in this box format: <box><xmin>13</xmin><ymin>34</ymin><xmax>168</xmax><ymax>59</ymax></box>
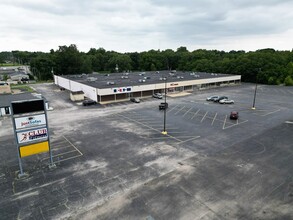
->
<box><xmin>0</xmin><ymin>0</ymin><xmax>293</xmax><ymax>52</ymax></box>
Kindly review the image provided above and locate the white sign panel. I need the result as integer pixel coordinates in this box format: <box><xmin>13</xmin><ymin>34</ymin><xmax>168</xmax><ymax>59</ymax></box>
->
<box><xmin>17</xmin><ymin>128</ymin><xmax>48</xmax><ymax>144</ymax></box>
<box><xmin>15</xmin><ymin>114</ymin><xmax>46</xmax><ymax>130</ymax></box>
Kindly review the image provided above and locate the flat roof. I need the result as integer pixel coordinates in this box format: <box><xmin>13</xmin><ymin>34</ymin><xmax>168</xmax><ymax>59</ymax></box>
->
<box><xmin>0</xmin><ymin>93</ymin><xmax>42</xmax><ymax>108</ymax></box>
<box><xmin>58</xmin><ymin>70</ymin><xmax>239</xmax><ymax>89</ymax></box>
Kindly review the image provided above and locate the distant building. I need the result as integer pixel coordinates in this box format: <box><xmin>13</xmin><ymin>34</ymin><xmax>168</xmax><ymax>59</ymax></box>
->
<box><xmin>7</xmin><ymin>72</ymin><xmax>29</xmax><ymax>82</ymax></box>
<box><xmin>54</xmin><ymin>70</ymin><xmax>241</xmax><ymax>104</ymax></box>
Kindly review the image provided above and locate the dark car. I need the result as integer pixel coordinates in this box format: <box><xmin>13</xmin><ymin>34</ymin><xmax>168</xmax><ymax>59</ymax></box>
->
<box><xmin>230</xmin><ymin>111</ymin><xmax>239</xmax><ymax>120</ymax></box>
<box><xmin>82</xmin><ymin>100</ymin><xmax>97</xmax><ymax>106</ymax></box>
<box><xmin>214</xmin><ymin>96</ymin><xmax>228</xmax><ymax>102</ymax></box>
<box><xmin>159</xmin><ymin>102</ymin><xmax>168</xmax><ymax>110</ymax></box>
<box><xmin>130</xmin><ymin>97</ymin><xmax>140</xmax><ymax>103</ymax></box>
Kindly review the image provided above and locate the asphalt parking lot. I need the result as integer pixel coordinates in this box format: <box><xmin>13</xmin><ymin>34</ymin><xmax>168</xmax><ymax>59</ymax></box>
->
<box><xmin>0</xmin><ymin>83</ymin><xmax>293</xmax><ymax>219</ymax></box>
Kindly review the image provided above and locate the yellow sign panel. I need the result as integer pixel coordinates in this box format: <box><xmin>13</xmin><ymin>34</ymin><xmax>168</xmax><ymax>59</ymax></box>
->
<box><xmin>20</xmin><ymin>141</ymin><xmax>49</xmax><ymax>158</ymax></box>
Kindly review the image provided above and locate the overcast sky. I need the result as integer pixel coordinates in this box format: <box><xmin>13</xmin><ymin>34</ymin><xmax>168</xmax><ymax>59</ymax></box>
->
<box><xmin>1</xmin><ymin>0</ymin><xmax>293</xmax><ymax>53</ymax></box>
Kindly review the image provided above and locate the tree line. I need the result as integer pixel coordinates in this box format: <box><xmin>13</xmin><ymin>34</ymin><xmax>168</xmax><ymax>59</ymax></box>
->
<box><xmin>1</xmin><ymin>45</ymin><xmax>293</xmax><ymax>85</ymax></box>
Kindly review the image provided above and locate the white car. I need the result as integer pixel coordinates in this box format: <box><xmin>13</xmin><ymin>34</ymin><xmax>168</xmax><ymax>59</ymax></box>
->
<box><xmin>219</xmin><ymin>99</ymin><xmax>234</xmax><ymax>104</ymax></box>
<box><xmin>153</xmin><ymin>93</ymin><xmax>163</xmax><ymax>99</ymax></box>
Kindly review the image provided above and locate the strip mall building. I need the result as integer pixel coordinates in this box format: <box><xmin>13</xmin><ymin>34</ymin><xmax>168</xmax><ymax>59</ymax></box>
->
<box><xmin>54</xmin><ymin>70</ymin><xmax>241</xmax><ymax>104</ymax></box>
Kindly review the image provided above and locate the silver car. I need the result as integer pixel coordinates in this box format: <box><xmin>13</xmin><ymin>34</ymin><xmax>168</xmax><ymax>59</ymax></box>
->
<box><xmin>206</xmin><ymin>95</ymin><xmax>219</xmax><ymax>101</ymax></box>
<box><xmin>153</xmin><ymin>93</ymin><xmax>163</xmax><ymax>99</ymax></box>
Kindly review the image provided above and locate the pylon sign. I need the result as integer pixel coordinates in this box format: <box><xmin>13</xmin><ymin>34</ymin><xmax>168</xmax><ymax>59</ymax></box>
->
<box><xmin>11</xmin><ymin>99</ymin><xmax>54</xmax><ymax>177</ymax></box>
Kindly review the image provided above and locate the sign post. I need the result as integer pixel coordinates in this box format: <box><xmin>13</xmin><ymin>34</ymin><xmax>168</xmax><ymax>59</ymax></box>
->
<box><xmin>11</xmin><ymin>99</ymin><xmax>55</xmax><ymax>178</ymax></box>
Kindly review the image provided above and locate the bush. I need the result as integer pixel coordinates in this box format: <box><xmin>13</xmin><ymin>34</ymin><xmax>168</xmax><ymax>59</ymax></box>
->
<box><xmin>284</xmin><ymin>76</ymin><xmax>293</xmax><ymax>86</ymax></box>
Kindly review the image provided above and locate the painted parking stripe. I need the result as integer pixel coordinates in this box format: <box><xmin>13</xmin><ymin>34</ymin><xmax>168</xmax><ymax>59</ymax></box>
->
<box><xmin>167</xmin><ymin>105</ymin><xmax>179</xmax><ymax>113</ymax></box>
<box><xmin>117</xmin><ymin>113</ymin><xmax>182</xmax><ymax>142</ymax></box>
<box><xmin>200</xmin><ymin>111</ymin><xmax>208</xmax><ymax>122</ymax></box>
<box><xmin>279</xmin><ymin>89</ymin><xmax>287</xmax><ymax>95</ymax></box>
<box><xmin>191</xmin><ymin>109</ymin><xmax>200</xmax><ymax>120</ymax></box>
<box><xmin>211</xmin><ymin>113</ymin><xmax>218</xmax><ymax>125</ymax></box>
<box><xmin>222</xmin><ymin>115</ymin><xmax>227</xmax><ymax>129</ymax></box>
<box><xmin>177</xmin><ymin>136</ymin><xmax>200</xmax><ymax>144</ymax></box>
<box><xmin>223</xmin><ymin>119</ymin><xmax>248</xmax><ymax>129</ymax></box>
<box><xmin>182</xmin><ymin>107</ymin><xmax>193</xmax><ymax>117</ymax></box>
<box><xmin>175</xmin><ymin>106</ymin><xmax>185</xmax><ymax>115</ymax></box>
<box><xmin>261</xmin><ymin>109</ymin><xmax>281</xmax><ymax>116</ymax></box>
<box><xmin>42</xmin><ymin>135</ymin><xmax>83</xmax><ymax>163</ymax></box>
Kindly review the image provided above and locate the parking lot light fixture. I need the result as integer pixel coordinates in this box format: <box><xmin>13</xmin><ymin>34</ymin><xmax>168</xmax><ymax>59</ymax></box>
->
<box><xmin>162</xmin><ymin>77</ymin><xmax>167</xmax><ymax>135</ymax></box>
<box><xmin>252</xmin><ymin>68</ymin><xmax>260</xmax><ymax>110</ymax></box>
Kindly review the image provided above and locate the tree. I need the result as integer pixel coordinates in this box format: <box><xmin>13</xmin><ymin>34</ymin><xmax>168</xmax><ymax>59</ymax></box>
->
<box><xmin>55</xmin><ymin>44</ymin><xmax>82</xmax><ymax>75</ymax></box>
<box><xmin>3</xmin><ymin>74</ymin><xmax>9</xmax><ymax>81</ymax></box>
<box><xmin>30</xmin><ymin>54</ymin><xmax>55</xmax><ymax>80</ymax></box>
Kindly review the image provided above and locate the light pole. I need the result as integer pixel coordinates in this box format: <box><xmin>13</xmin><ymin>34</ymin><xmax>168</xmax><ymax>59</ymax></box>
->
<box><xmin>162</xmin><ymin>77</ymin><xmax>167</xmax><ymax>135</ymax></box>
<box><xmin>252</xmin><ymin>68</ymin><xmax>260</xmax><ymax>110</ymax></box>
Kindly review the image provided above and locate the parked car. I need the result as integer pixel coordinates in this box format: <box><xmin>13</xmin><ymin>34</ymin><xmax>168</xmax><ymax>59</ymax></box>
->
<box><xmin>153</xmin><ymin>93</ymin><xmax>163</xmax><ymax>99</ymax></box>
<box><xmin>219</xmin><ymin>99</ymin><xmax>234</xmax><ymax>104</ymax></box>
<box><xmin>214</xmin><ymin>96</ymin><xmax>228</xmax><ymax>102</ymax></box>
<box><xmin>82</xmin><ymin>100</ymin><xmax>97</xmax><ymax>106</ymax></box>
<box><xmin>206</xmin><ymin>95</ymin><xmax>219</xmax><ymax>101</ymax></box>
<box><xmin>230</xmin><ymin>111</ymin><xmax>239</xmax><ymax>120</ymax></box>
<box><xmin>130</xmin><ymin>97</ymin><xmax>140</xmax><ymax>103</ymax></box>
<box><xmin>159</xmin><ymin>102</ymin><xmax>168</xmax><ymax>110</ymax></box>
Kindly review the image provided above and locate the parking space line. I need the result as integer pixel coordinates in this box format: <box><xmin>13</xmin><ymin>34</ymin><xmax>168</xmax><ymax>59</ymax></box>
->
<box><xmin>222</xmin><ymin>115</ymin><xmax>227</xmax><ymax>129</ymax></box>
<box><xmin>279</xmin><ymin>89</ymin><xmax>287</xmax><ymax>95</ymax></box>
<box><xmin>223</xmin><ymin>119</ymin><xmax>248</xmax><ymax>129</ymax></box>
<box><xmin>175</xmin><ymin>106</ymin><xmax>185</xmax><ymax>115</ymax></box>
<box><xmin>117</xmin><ymin>113</ymin><xmax>182</xmax><ymax>142</ymax></box>
<box><xmin>174</xmin><ymin>136</ymin><xmax>200</xmax><ymax>138</ymax></box>
<box><xmin>51</xmin><ymin>149</ymin><xmax>77</xmax><ymax>157</ymax></box>
<box><xmin>200</xmin><ymin>111</ymin><xmax>208</xmax><ymax>122</ymax></box>
<box><xmin>182</xmin><ymin>107</ymin><xmax>193</xmax><ymax>117</ymax></box>
<box><xmin>191</xmin><ymin>109</ymin><xmax>200</xmax><ymax>120</ymax></box>
<box><xmin>135</xmin><ymin>119</ymin><xmax>157</xmax><ymax>122</ymax></box>
<box><xmin>287</xmin><ymin>90</ymin><xmax>293</xmax><ymax>95</ymax></box>
<box><xmin>177</xmin><ymin>136</ymin><xmax>200</xmax><ymax>144</ymax></box>
<box><xmin>167</xmin><ymin>105</ymin><xmax>179</xmax><ymax>113</ymax></box>
<box><xmin>167</xmin><ymin>131</ymin><xmax>186</xmax><ymax>134</ymax></box>
<box><xmin>62</xmin><ymin>135</ymin><xmax>83</xmax><ymax>156</ymax></box>
<box><xmin>261</xmin><ymin>109</ymin><xmax>281</xmax><ymax>116</ymax></box>
<box><xmin>211</xmin><ymin>113</ymin><xmax>218</xmax><ymax>125</ymax></box>
<box><xmin>148</xmin><ymin>136</ymin><xmax>173</xmax><ymax>140</ymax></box>
<box><xmin>42</xmin><ymin>135</ymin><xmax>83</xmax><ymax>163</ymax></box>
<box><xmin>51</xmin><ymin>145</ymin><xmax>72</xmax><ymax>151</ymax></box>
<box><xmin>56</xmin><ymin>154</ymin><xmax>84</xmax><ymax>163</ymax></box>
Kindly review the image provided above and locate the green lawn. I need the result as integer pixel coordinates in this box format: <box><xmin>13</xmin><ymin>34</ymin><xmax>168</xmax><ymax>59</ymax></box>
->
<box><xmin>11</xmin><ymin>84</ymin><xmax>35</xmax><ymax>93</ymax></box>
<box><xmin>0</xmin><ymin>63</ymin><xmax>21</xmax><ymax>67</ymax></box>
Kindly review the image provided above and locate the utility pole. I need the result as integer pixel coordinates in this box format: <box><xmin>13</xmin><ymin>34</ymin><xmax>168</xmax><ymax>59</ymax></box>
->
<box><xmin>252</xmin><ymin>68</ymin><xmax>261</xmax><ymax>110</ymax></box>
<box><xmin>162</xmin><ymin>78</ymin><xmax>167</xmax><ymax>135</ymax></box>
